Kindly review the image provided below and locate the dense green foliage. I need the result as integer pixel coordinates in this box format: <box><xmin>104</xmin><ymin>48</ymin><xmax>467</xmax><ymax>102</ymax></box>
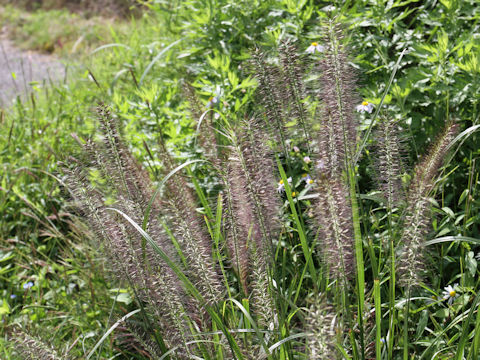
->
<box><xmin>1</xmin><ymin>0</ymin><xmax>479</xmax><ymax>358</ymax></box>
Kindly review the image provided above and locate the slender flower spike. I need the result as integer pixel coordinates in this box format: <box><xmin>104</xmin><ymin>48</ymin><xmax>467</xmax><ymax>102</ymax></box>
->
<box><xmin>206</xmin><ymin>96</ymin><xmax>219</xmax><ymax>108</ymax></box>
<box><xmin>277</xmin><ymin>177</ymin><xmax>292</xmax><ymax>193</ymax></box>
<box><xmin>306</xmin><ymin>41</ymin><xmax>325</xmax><ymax>54</ymax></box>
<box><xmin>356</xmin><ymin>101</ymin><xmax>374</xmax><ymax>113</ymax></box>
<box><xmin>443</xmin><ymin>284</ymin><xmax>459</xmax><ymax>305</ymax></box>
<box><xmin>23</xmin><ymin>282</ymin><xmax>34</xmax><ymax>290</ymax></box>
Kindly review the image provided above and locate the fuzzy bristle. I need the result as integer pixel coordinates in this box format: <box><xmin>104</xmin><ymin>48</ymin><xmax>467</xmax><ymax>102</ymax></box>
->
<box><xmin>183</xmin><ymin>83</ymin><xmax>221</xmax><ymax>167</ymax></box>
<box><xmin>114</xmin><ymin>320</ymin><xmax>163</xmax><ymax>359</ymax></box>
<box><xmin>95</xmin><ymin>104</ymin><xmax>157</xmax><ymax>211</ymax></box>
<box><xmin>278</xmin><ymin>40</ymin><xmax>312</xmax><ymax>146</ymax></box>
<box><xmin>63</xmin><ymin>167</ymin><xmax>193</xmax><ymax>353</ymax></box>
<box><xmin>224</xmin><ymin>156</ymin><xmax>276</xmax><ymax>326</ymax></box>
<box><xmin>374</xmin><ymin>118</ymin><xmax>406</xmax><ymax>208</ymax></box>
<box><xmin>158</xmin><ymin>147</ymin><xmax>225</xmax><ymax>307</ymax></box>
<box><xmin>314</xmin><ymin>176</ymin><xmax>355</xmax><ymax>280</ymax></box>
<box><xmin>306</xmin><ymin>297</ymin><xmax>337</xmax><ymax>359</ymax></box>
<box><xmin>316</xmin><ymin>20</ymin><xmax>358</xmax><ymax>176</ymax></box>
<box><xmin>222</xmin><ymin>118</ymin><xmax>280</xmax><ymax>327</ymax></box>
<box><xmin>251</xmin><ymin>49</ymin><xmax>288</xmax><ymax>152</ymax></box>
<box><xmin>397</xmin><ymin>122</ymin><xmax>459</xmax><ymax>288</ymax></box>
<box><xmin>10</xmin><ymin>328</ymin><xmax>62</xmax><ymax>360</ymax></box>
<box><xmin>223</xmin><ymin>157</ymin><xmax>254</xmax><ymax>295</ymax></box>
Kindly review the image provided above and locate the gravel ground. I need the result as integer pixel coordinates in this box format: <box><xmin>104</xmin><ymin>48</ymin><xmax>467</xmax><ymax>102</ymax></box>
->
<box><xmin>0</xmin><ymin>34</ymin><xmax>65</xmax><ymax>108</ymax></box>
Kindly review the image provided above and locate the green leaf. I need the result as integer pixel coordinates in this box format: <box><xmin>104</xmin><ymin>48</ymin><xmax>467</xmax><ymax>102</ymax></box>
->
<box><xmin>0</xmin><ymin>299</ymin><xmax>10</xmax><ymax>316</ymax></box>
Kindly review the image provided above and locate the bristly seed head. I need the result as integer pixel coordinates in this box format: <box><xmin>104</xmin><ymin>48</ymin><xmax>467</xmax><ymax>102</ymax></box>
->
<box><xmin>373</xmin><ymin>117</ymin><xmax>406</xmax><ymax>209</ymax></box>
<box><xmin>396</xmin><ymin>122</ymin><xmax>459</xmax><ymax>288</ymax></box>
<box><xmin>306</xmin><ymin>296</ymin><xmax>337</xmax><ymax>359</ymax></box>
<box><xmin>315</xmin><ymin>19</ymin><xmax>359</xmax><ymax>177</ymax></box>
<box><xmin>314</xmin><ymin>176</ymin><xmax>355</xmax><ymax>281</ymax></box>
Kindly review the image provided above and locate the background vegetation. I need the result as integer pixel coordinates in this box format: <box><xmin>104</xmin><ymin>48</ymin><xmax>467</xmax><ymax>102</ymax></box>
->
<box><xmin>0</xmin><ymin>0</ymin><xmax>479</xmax><ymax>358</ymax></box>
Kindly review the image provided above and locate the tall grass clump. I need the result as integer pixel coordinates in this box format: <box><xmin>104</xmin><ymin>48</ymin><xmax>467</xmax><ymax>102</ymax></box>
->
<box><xmin>11</xmin><ymin>17</ymin><xmax>473</xmax><ymax>359</ymax></box>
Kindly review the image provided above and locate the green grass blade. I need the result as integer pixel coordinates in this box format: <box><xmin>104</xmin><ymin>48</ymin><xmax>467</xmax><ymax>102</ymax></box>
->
<box><xmin>374</xmin><ymin>279</ymin><xmax>381</xmax><ymax>360</ymax></box>
<box><xmin>276</xmin><ymin>159</ymin><xmax>317</xmax><ymax>285</ymax></box>
<box><xmin>425</xmin><ymin>236</ymin><xmax>480</xmax><ymax>246</ymax></box>
<box><xmin>348</xmin><ymin>166</ymin><xmax>365</xmax><ymax>358</ymax></box>
<box><xmin>354</xmin><ymin>47</ymin><xmax>408</xmax><ymax>164</ymax></box>
<box><xmin>471</xmin><ymin>298</ymin><xmax>480</xmax><ymax>359</ymax></box>
<box><xmin>142</xmin><ymin>159</ymin><xmax>207</xmax><ymax>230</ymax></box>
<box><xmin>445</xmin><ymin>124</ymin><xmax>480</xmax><ymax>152</ymax></box>
<box><xmin>266</xmin><ymin>333</ymin><xmax>308</xmax><ymax>354</ymax></box>
<box><xmin>227</xmin><ymin>298</ymin><xmax>269</xmax><ymax>355</ymax></box>
<box><xmin>139</xmin><ymin>39</ymin><xmax>182</xmax><ymax>86</ymax></box>
<box><xmin>187</xmin><ymin>166</ymin><xmax>214</xmax><ymax>220</ymax></box>
<box><xmin>86</xmin><ymin>309</ymin><xmax>140</xmax><ymax>359</ymax></box>
<box><xmin>455</xmin><ymin>290</ymin><xmax>480</xmax><ymax>360</ymax></box>
<box><xmin>90</xmin><ymin>43</ymin><xmax>132</xmax><ymax>55</ymax></box>
<box><xmin>158</xmin><ymin>340</ymin><xmax>226</xmax><ymax>360</ymax></box>
<box><xmin>336</xmin><ymin>343</ymin><xmax>353</xmax><ymax>360</ymax></box>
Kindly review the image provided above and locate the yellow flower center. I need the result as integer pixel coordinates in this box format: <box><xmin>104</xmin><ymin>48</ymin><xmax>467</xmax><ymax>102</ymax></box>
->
<box><xmin>208</xmin><ymin>96</ymin><xmax>214</xmax><ymax>101</ymax></box>
<box><xmin>308</xmin><ymin>179</ymin><xmax>314</xmax><ymax>184</ymax></box>
<box><xmin>302</xmin><ymin>173</ymin><xmax>308</xmax><ymax>178</ymax></box>
<box><xmin>449</xmin><ymin>290</ymin><xmax>456</xmax><ymax>297</ymax></box>
<box><xmin>291</xmin><ymin>192</ymin><xmax>296</xmax><ymax>197</ymax></box>
<box><xmin>362</xmin><ymin>101</ymin><xmax>369</xmax><ymax>106</ymax></box>
<box><xmin>311</xmin><ymin>42</ymin><xmax>318</xmax><ymax>46</ymax></box>
<box><xmin>279</xmin><ymin>179</ymin><xmax>284</xmax><ymax>185</ymax></box>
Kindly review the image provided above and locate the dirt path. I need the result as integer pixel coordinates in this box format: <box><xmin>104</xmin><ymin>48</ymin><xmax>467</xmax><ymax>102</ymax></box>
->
<box><xmin>0</xmin><ymin>34</ymin><xmax>65</xmax><ymax>107</ymax></box>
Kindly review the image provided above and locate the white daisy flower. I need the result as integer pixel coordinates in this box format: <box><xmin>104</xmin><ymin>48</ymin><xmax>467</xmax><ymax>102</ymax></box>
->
<box><xmin>356</xmin><ymin>100</ymin><xmax>374</xmax><ymax>113</ymax></box>
<box><xmin>442</xmin><ymin>284</ymin><xmax>459</xmax><ymax>305</ymax></box>
<box><xmin>277</xmin><ymin>177</ymin><xmax>292</xmax><ymax>193</ymax></box>
<box><xmin>306</xmin><ymin>42</ymin><xmax>324</xmax><ymax>54</ymax></box>
<box><xmin>302</xmin><ymin>174</ymin><xmax>314</xmax><ymax>186</ymax></box>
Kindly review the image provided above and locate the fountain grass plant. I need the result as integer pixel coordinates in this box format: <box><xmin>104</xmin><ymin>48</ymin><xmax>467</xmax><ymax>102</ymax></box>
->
<box><xmin>9</xmin><ymin>18</ymin><xmax>480</xmax><ymax>360</ymax></box>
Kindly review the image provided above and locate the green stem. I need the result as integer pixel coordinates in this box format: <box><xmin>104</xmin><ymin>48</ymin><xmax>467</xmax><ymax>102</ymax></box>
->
<box><xmin>403</xmin><ymin>287</ymin><xmax>411</xmax><ymax>360</ymax></box>
<box><xmin>349</xmin><ymin>165</ymin><xmax>365</xmax><ymax>359</ymax></box>
<box><xmin>374</xmin><ymin>279</ymin><xmax>382</xmax><ymax>360</ymax></box>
